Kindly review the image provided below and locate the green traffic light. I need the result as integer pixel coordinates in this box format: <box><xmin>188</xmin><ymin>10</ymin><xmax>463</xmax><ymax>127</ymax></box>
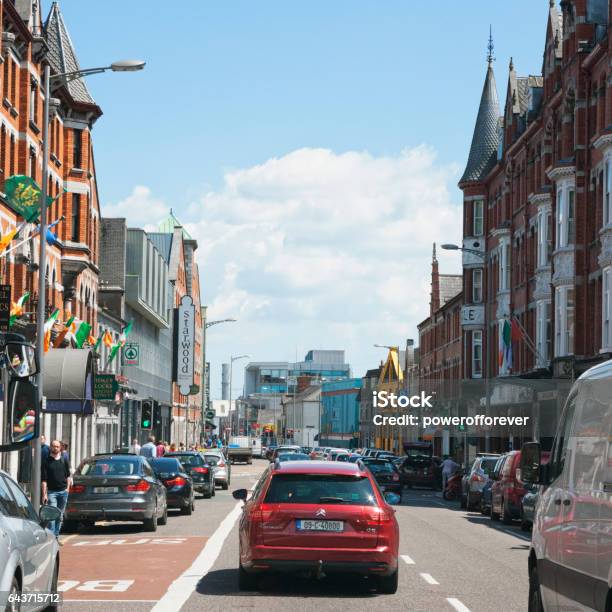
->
<box><xmin>143</xmin><ymin>420</ymin><xmax>150</xmax><ymax>427</ymax></box>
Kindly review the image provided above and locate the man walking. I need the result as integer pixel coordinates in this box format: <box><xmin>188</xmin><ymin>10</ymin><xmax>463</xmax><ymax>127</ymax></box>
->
<box><xmin>41</xmin><ymin>439</ymin><xmax>72</xmax><ymax>541</ymax></box>
<box><xmin>129</xmin><ymin>438</ymin><xmax>141</xmax><ymax>455</ymax></box>
<box><xmin>140</xmin><ymin>435</ymin><xmax>157</xmax><ymax>459</ymax></box>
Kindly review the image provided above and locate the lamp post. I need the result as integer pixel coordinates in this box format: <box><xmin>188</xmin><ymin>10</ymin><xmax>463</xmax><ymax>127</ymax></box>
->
<box><xmin>229</xmin><ymin>354</ymin><xmax>249</xmax><ymax>437</ymax></box>
<box><xmin>441</xmin><ymin>243</ymin><xmax>490</xmax><ymax>462</ymax></box>
<box><xmin>32</xmin><ymin>59</ymin><xmax>145</xmax><ymax>511</ymax></box>
<box><xmin>374</xmin><ymin>344</ymin><xmax>400</xmax><ymax>452</ymax></box>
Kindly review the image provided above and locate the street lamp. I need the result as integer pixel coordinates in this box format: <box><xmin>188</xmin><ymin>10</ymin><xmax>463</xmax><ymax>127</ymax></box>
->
<box><xmin>441</xmin><ymin>242</ymin><xmax>491</xmax><ymax>459</ymax></box>
<box><xmin>205</xmin><ymin>318</ymin><xmax>236</xmax><ymax>329</ymax></box>
<box><xmin>229</xmin><ymin>354</ymin><xmax>249</xmax><ymax>437</ymax></box>
<box><xmin>374</xmin><ymin>344</ymin><xmax>400</xmax><ymax>452</ymax></box>
<box><xmin>32</xmin><ymin>59</ymin><xmax>145</xmax><ymax>511</ymax></box>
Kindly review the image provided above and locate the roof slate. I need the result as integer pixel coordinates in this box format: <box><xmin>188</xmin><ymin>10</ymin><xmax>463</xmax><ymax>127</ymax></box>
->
<box><xmin>439</xmin><ymin>274</ymin><xmax>462</xmax><ymax>306</ymax></box>
<box><xmin>460</xmin><ymin>64</ymin><xmax>500</xmax><ymax>184</ymax></box>
<box><xmin>44</xmin><ymin>2</ymin><xmax>95</xmax><ymax>105</ymax></box>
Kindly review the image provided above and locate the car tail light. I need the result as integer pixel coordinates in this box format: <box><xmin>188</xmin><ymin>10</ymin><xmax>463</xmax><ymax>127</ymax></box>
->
<box><xmin>165</xmin><ymin>476</ymin><xmax>187</xmax><ymax>488</ymax></box>
<box><xmin>125</xmin><ymin>480</ymin><xmax>151</xmax><ymax>492</ymax></box>
<box><xmin>69</xmin><ymin>484</ymin><xmax>85</xmax><ymax>494</ymax></box>
<box><xmin>217</xmin><ymin>460</ymin><xmax>225</xmax><ymax>467</ymax></box>
<box><xmin>192</xmin><ymin>467</ymin><xmax>209</xmax><ymax>474</ymax></box>
<box><xmin>251</xmin><ymin>504</ymin><xmax>274</xmax><ymax>544</ymax></box>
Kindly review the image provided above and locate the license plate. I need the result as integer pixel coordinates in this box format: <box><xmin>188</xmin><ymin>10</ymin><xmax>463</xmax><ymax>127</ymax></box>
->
<box><xmin>93</xmin><ymin>486</ymin><xmax>118</xmax><ymax>494</ymax></box>
<box><xmin>296</xmin><ymin>519</ymin><xmax>343</xmax><ymax>532</ymax></box>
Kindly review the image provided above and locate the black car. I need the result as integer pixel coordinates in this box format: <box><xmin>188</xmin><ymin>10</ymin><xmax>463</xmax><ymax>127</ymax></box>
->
<box><xmin>150</xmin><ymin>457</ymin><xmax>195</xmax><ymax>515</ymax></box>
<box><xmin>165</xmin><ymin>452</ymin><xmax>215</xmax><ymax>498</ymax></box>
<box><xmin>359</xmin><ymin>458</ymin><xmax>402</xmax><ymax>495</ymax></box>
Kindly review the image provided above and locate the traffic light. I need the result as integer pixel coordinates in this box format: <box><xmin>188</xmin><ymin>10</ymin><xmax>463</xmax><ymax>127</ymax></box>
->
<box><xmin>141</xmin><ymin>401</ymin><xmax>153</xmax><ymax>429</ymax></box>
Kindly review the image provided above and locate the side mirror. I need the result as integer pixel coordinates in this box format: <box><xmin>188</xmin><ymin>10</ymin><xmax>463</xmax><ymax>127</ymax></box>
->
<box><xmin>384</xmin><ymin>491</ymin><xmax>401</xmax><ymax>505</ymax></box>
<box><xmin>39</xmin><ymin>504</ymin><xmax>61</xmax><ymax>528</ymax></box>
<box><xmin>520</xmin><ymin>442</ymin><xmax>542</xmax><ymax>484</ymax></box>
<box><xmin>0</xmin><ymin>379</ymin><xmax>39</xmax><ymax>451</ymax></box>
<box><xmin>232</xmin><ymin>488</ymin><xmax>248</xmax><ymax>500</ymax></box>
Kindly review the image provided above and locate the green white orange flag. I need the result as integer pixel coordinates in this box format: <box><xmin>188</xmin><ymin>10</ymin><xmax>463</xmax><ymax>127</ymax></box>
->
<box><xmin>43</xmin><ymin>308</ymin><xmax>60</xmax><ymax>353</ymax></box>
<box><xmin>53</xmin><ymin>315</ymin><xmax>75</xmax><ymax>348</ymax></box>
<box><xmin>9</xmin><ymin>292</ymin><xmax>30</xmax><ymax>326</ymax></box>
<box><xmin>118</xmin><ymin>321</ymin><xmax>133</xmax><ymax>346</ymax></box>
<box><xmin>0</xmin><ymin>226</ymin><xmax>18</xmax><ymax>256</ymax></box>
<box><xmin>102</xmin><ymin>330</ymin><xmax>113</xmax><ymax>348</ymax></box>
<box><xmin>74</xmin><ymin>320</ymin><xmax>92</xmax><ymax>348</ymax></box>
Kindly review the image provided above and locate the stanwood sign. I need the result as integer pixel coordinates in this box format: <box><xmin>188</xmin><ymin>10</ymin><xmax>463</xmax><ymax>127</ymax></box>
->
<box><xmin>174</xmin><ymin>295</ymin><xmax>196</xmax><ymax>395</ymax></box>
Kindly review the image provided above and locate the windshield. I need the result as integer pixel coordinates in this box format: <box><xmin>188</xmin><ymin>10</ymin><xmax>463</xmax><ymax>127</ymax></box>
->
<box><xmin>264</xmin><ymin>474</ymin><xmax>377</xmax><ymax>505</ymax></box>
<box><xmin>78</xmin><ymin>458</ymin><xmax>139</xmax><ymax>476</ymax></box>
<box><xmin>364</xmin><ymin>460</ymin><xmax>395</xmax><ymax>473</ymax></box>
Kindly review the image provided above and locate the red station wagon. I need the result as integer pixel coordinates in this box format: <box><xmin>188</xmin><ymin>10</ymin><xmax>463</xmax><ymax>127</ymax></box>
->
<box><xmin>490</xmin><ymin>450</ymin><xmax>524</xmax><ymax>523</ymax></box>
<box><xmin>233</xmin><ymin>460</ymin><xmax>400</xmax><ymax>593</ymax></box>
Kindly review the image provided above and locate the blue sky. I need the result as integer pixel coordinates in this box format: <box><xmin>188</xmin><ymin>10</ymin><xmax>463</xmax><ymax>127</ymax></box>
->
<box><xmin>57</xmin><ymin>1</ymin><xmax>553</xmax><ymax>397</ymax></box>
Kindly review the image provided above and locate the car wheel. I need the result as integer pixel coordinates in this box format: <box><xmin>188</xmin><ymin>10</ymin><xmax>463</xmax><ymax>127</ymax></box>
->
<box><xmin>191</xmin><ymin>497</ymin><xmax>195</xmax><ymax>512</ymax></box>
<box><xmin>144</xmin><ymin>505</ymin><xmax>158</xmax><ymax>532</ymax></box>
<box><xmin>158</xmin><ymin>504</ymin><xmax>168</xmax><ymax>525</ymax></box>
<box><xmin>466</xmin><ymin>492</ymin><xmax>474</xmax><ymax>511</ymax></box>
<box><xmin>528</xmin><ymin>565</ymin><xmax>544</xmax><ymax>612</ymax></box>
<box><xmin>181</xmin><ymin>500</ymin><xmax>193</xmax><ymax>515</ymax></box>
<box><xmin>460</xmin><ymin>492</ymin><xmax>467</xmax><ymax>509</ymax></box>
<box><xmin>520</xmin><ymin>518</ymin><xmax>531</xmax><ymax>532</ymax></box>
<box><xmin>212</xmin><ymin>486</ymin><xmax>216</xmax><ymax>497</ymax></box>
<box><xmin>222</xmin><ymin>482</ymin><xmax>229</xmax><ymax>490</ymax></box>
<box><xmin>238</xmin><ymin>563</ymin><xmax>259</xmax><ymax>591</ymax></box>
<box><xmin>43</xmin><ymin>560</ymin><xmax>59</xmax><ymax>611</ymax></box>
<box><xmin>377</xmin><ymin>569</ymin><xmax>398</xmax><ymax>594</ymax></box>
<box><xmin>203</xmin><ymin>489</ymin><xmax>212</xmax><ymax>499</ymax></box>
<box><xmin>490</xmin><ymin>501</ymin><xmax>500</xmax><ymax>521</ymax></box>
<box><xmin>502</xmin><ymin>499</ymin><xmax>513</xmax><ymax>524</ymax></box>
<box><xmin>7</xmin><ymin>575</ymin><xmax>21</xmax><ymax>612</ymax></box>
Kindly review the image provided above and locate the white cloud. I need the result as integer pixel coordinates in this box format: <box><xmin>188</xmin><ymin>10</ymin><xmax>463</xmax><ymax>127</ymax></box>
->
<box><xmin>104</xmin><ymin>185</ymin><xmax>169</xmax><ymax>230</ymax></box>
<box><xmin>109</xmin><ymin>147</ymin><xmax>463</xmax><ymax>396</ymax></box>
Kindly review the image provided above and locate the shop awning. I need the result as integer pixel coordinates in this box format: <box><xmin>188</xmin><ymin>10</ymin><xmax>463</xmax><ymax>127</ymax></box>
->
<box><xmin>43</xmin><ymin>349</ymin><xmax>94</xmax><ymax>415</ymax></box>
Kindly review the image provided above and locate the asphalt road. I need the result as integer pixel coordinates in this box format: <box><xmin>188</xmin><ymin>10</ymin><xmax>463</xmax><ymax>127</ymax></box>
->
<box><xmin>59</xmin><ymin>461</ymin><xmax>530</xmax><ymax>612</ymax></box>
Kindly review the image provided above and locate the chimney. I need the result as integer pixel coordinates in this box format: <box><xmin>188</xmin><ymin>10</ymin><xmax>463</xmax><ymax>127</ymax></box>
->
<box><xmin>430</xmin><ymin>243</ymin><xmax>440</xmax><ymax>315</ymax></box>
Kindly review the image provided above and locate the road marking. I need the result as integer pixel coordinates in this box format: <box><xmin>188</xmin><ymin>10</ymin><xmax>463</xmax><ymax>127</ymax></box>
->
<box><xmin>447</xmin><ymin>597</ymin><xmax>472</xmax><ymax>612</ymax></box>
<box><xmin>419</xmin><ymin>573</ymin><xmax>439</xmax><ymax>585</ymax></box>
<box><xmin>151</xmin><ymin>501</ymin><xmax>243</xmax><ymax>612</ymax></box>
<box><xmin>60</xmin><ymin>534</ymin><xmax>78</xmax><ymax>545</ymax></box>
<box><xmin>401</xmin><ymin>554</ymin><xmax>415</xmax><ymax>565</ymax></box>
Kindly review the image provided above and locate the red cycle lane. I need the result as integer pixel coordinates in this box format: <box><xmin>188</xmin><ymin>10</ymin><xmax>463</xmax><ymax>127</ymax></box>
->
<box><xmin>58</xmin><ymin>535</ymin><xmax>208</xmax><ymax>602</ymax></box>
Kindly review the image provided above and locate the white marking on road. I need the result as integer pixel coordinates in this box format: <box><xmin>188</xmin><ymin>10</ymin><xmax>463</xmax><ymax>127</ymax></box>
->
<box><xmin>401</xmin><ymin>554</ymin><xmax>415</xmax><ymax>565</ymax></box>
<box><xmin>447</xmin><ymin>597</ymin><xmax>472</xmax><ymax>612</ymax></box>
<box><xmin>151</xmin><ymin>501</ymin><xmax>243</xmax><ymax>612</ymax></box>
<box><xmin>419</xmin><ymin>573</ymin><xmax>439</xmax><ymax>585</ymax></box>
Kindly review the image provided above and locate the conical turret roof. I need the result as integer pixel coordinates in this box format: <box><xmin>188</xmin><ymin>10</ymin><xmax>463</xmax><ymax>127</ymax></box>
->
<box><xmin>459</xmin><ymin>63</ymin><xmax>500</xmax><ymax>184</ymax></box>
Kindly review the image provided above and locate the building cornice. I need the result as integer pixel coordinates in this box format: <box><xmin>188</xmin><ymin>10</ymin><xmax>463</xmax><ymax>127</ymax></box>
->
<box><xmin>546</xmin><ymin>164</ymin><xmax>576</xmax><ymax>182</ymax></box>
<box><xmin>593</xmin><ymin>130</ymin><xmax>612</xmax><ymax>152</ymax></box>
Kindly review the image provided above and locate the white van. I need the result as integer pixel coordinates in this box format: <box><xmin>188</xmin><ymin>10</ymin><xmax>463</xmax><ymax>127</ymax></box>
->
<box><xmin>521</xmin><ymin>359</ymin><xmax>612</xmax><ymax>611</ymax></box>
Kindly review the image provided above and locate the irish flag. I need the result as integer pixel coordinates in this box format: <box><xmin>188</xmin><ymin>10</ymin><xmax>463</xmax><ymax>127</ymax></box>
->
<box><xmin>108</xmin><ymin>321</ymin><xmax>133</xmax><ymax>363</ymax></box>
<box><xmin>9</xmin><ymin>292</ymin><xmax>30</xmax><ymax>326</ymax></box>
<box><xmin>43</xmin><ymin>309</ymin><xmax>60</xmax><ymax>352</ymax></box>
<box><xmin>73</xmin><ymin>319</ymin><xmax>92</xmax><ymax>348</ymax></box>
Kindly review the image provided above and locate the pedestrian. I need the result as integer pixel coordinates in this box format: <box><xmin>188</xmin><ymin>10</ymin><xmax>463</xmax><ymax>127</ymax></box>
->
<box><xmin>41</xmin><ymin>439</ymin><xmax>72</xmax><ymax>541</ymax></box>
<box><xmin>41</xmin><ymin>434</ymin><xmax>50</xmax><ymax>462</ymax></box>
<box><xmin>217</xmin><ymin>438</ymin><xmax>222</xmax><ymax>449</ymax></box>
<box><xmin>129</xmin><ymin>438</ymin><xmax>141</xmax><ymax>455</ymax></box>
<box><xmin>169</xmin><ymin>442</ymin><xmax>177</xmax><ymax>452</ymax></box>
<box><xmin>140</xmin><ymin>436</ymin><xmax>157</xmax><ymax>458</ymax></box>
<box><xmin>156</xmin><ymin>439</ymin><xmax>166</xmax><ymax>457</ymax></box>
<box><xmin>441</xmin><ymin>455</ymin><xmax>460</xmax><ymax>491</ymax></box>
<box><xmin>61</xmin><ymin>441</ymin><xmax>70</xmax><ymax>462</ymax></box>
<box><xmin>179</xmin><ymin>442</ymin><xmax>185</xmax><ymax>451</ymax></box>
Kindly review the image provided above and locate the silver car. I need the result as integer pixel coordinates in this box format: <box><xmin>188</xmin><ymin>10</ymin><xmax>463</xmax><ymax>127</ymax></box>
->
<box><xmin>203</xmin><ymin>450</ymin><xmax>231</xmax><ymax>490</ymax></box>
<box><xmin>0</xmin><ymin>469</ymin><xmax>61</xmax><ymax>611</ymax></box>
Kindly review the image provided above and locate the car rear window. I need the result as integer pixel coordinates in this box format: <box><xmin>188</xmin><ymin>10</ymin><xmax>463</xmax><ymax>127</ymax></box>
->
<box><xmin>277</xmin><ymin>453</ymin><xmax>310</xmax><ymax>462</ymax></box>
<box><xmin>364</xmin><ymin>460</ymin><xmax>396</xmax><ymax>473</ymax></box>
<box><xmin>150</xmin><ymin>458</ymin><xmax>182</xmax><ymax>473</ymax></box>
<box><xmin>264</xmin><ymin>474</ymin><xmax>377</xmax><ymax>505</ymax></box>
<box><xmin>480</xmin><ymin>458</ymin><xmax>498</xmax><ymax>475</ymax></box>
<box><xmin>78</xmin><ymin>459</ymin><xmax>139</xmax><ymax>476</ymax></box>
<box><xmin>204</xmin><ymin>454</ymin><xmax>220</xmax><ymax>465</ymax></box>
<box><xmin>167</xmin><ymin>454</ymin><xmax>204</xmax><ymax>467</ymax></box>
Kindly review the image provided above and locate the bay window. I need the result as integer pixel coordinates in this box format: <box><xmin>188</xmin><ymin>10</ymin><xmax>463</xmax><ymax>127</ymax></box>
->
<box><xmin>556</xmin><ymin>185</ymin><xmax>576</xmax><ymax>248</ymax></box>
<box><xmin>536</xmin><ymin>300</ymin><xmax>551</xmax><ymax>366</ymax></box>
<box><xmin>499</xmin><ymin>242</ymin><xmax>510</xmax><ymax>291</ymax></box>
<box><xmin>472</xmin><ymin>331</ymin><xmax>483</xmax><ymax>378</ymax></box>
<box><xmin>537</xmin><ymin>209</ymin><xmax>552</xmax><ymax>267</ymax></box>
<box><xmin>472</xmin><ymin>268</ymin><xmax>483</xmax><ymax>303</ymax></box>
<box><xmin>473</xmin><ymin>200</ymin><xmax>484</xmax><ymax>236</ymax></box>
<box><xmin>554</xmin><ymin>286</ymin><xmax>575</xmax><ymax>357</ymax></box>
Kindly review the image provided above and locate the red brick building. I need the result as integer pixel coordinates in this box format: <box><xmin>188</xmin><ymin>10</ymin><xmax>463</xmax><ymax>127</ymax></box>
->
<box><xmin>1</xmin><ymin>1</ymin><xmax>101</xmax><ymax>335</ymax></box>
<box><xmin>459</xmin><ymin>0</ymin><xmax>612</xmax><ymax>403</ymax></box>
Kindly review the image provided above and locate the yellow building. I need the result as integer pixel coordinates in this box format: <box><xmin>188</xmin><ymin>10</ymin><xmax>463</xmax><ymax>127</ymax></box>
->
<box><xmin>374</xmin><ymin>347</ymin><xmax>404</xmax><ymax>451</ymax></box>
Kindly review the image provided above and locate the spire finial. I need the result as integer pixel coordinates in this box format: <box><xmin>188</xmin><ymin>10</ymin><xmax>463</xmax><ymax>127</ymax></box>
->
<box><xmin>509</xmin><ymin>56</ymin><xmax>514</xmax><ymax>71</ymax></box>
<box><xmin>432</xmin><ymin>242</ymin><xmax>437</xmax><ymax>261</ymax></box>
<box><xmin>487</xmin><ymin>26</ymin><xmax>495</xmax><ymax>65</ymax></box>
<box><xmin>550</xmin><ymin>0</ymin><xmax>554</xmax><ymax>7</ymax></box>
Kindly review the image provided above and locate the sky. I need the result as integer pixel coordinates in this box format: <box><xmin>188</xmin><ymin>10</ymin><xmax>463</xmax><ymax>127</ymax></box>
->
<box><xmin>56</xmin><ymin>1</ymin><xmax>552</xmax><ymax>398</ymax></box>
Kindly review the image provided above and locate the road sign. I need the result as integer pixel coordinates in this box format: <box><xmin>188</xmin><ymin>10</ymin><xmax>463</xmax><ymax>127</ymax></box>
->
<box><xmin>93</xmin><ymin>374</ymin><xmax>119</xmax><ymax>400</ymax></box>
<box><xmin>205</xmin><ymin>409</ymin><xmax>215</xmax><ymax>420</ymax></box>
<box><xmin>123</xmin><ymin>343</ymin><xmax>139</xmax><ymax>366</ymax></box>
<box><xmin>0</xmin><ymin>285</ymin><xmax>11</xmax><ymax>332</ymax></box>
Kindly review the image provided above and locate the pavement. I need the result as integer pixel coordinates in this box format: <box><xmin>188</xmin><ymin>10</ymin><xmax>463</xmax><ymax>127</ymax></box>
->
<box><xmin>58</xmin><ymin>461</ymin><xmax>530</xmax><ymax>612</ymax></box>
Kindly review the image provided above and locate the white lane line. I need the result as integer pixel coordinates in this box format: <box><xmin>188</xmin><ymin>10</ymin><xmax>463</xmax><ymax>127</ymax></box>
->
<box><xmin>419</xmin><ymin>573</ymin><xmax>439</xmax><ymax>585</ymax></box>
<box><xmin>447</xmin><ymin>597</ymin><xmax>472</xmax><ymax>612</ymax></box>
<box><xmin>401</xmin><ymin>554</ymin><xmax>415</xmax><ymax>565</ymax></box>
<box><xmin>500</xmin><ymin>528</ymin><xmax>530</xmax><ymax>541</ymax></box>
<box><xmin>151</xmin><ymin>501</ymin><xmax>243</xmax><ymax>612</ymax></box>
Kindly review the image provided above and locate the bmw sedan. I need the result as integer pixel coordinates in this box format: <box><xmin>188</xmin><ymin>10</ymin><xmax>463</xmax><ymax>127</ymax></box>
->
<box><xmin>64</xmin><ymin>454</ymin><xmax>168</xmax><ymax>532</ymax></box>
<box><xmin>233</xmin><ymin>461</ymin><xmax>400</xmax><ymax>593</ymax></box>
<box><xmin>0</xmin><ymin>469</ymin><xmax>62</xmax><ymax>611</ymax></box>
<box><xmin>165</xmin><ymin>452</ymin><xmax>215</xmax><ymax>498</ymax></box>
<box><xmin>150</xmin><ymin>457</ymin><xmax>195</xmax><ymax>515</ymax></box>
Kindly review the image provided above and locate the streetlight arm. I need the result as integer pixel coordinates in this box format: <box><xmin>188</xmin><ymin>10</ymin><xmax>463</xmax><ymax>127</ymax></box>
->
<box><xmin>50</xmin><ymin>66</ymin><xmax>113</xmax><ymax>84</ymax></box>
<box><xmin>206</xmin><ymin>319</ymin><xmax>237</xmax><ymax>329</ymax></box>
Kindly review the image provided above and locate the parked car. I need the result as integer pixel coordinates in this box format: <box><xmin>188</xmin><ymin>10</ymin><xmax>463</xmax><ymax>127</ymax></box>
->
<box><xmin>270</xmin><ymin>446</ymin><xmax>302</xmax><ymax>462</ymax></box>
<box><xmin>165</xmin><ymin>452</ymin><xmax>215</xmax><ymax>498</ymax></box>
<box><xmin>328</xmin><ymin>449</ymin><xmax>350</xmax><ymax>461</ymax></box>
<box><xmin>481</xmin><ymin>455</ymin><xmax>505</xmax><ymax>515</ymax></box>
<box><xmin>265</xmin><ymin>445</ymin><xmax>278</xmax><ymax>461</ymax></box>
<box><xmin>0</xmin><ymin>469</ymin><xmax>61</xmax><ymax>611</ymax></box>
<box><xmin>519</xmin><ymin>452</ymin><xmax>550</xmax><ymax>531</ymax></box>
<box><xmin>490</xmin><ymin>450</ymin><xmax>524</xmax><ymax>523</ymax></box>
<box><xmin>203</xmin><ymin>449</ymin><xmax>231</xmax><ymax>490</ymax></box>
<box><xmin>460</xmin><ymin>455</ymin><xmax>499</xmax><ymax>510</ymax></box>
<box><xmin>359</xmin><ymin>458</ymin><xmax>402</xmax><ymax>495</ymax></box>
<box><xmin>64</xmin><ymin>454</ymin><xmax>168</xmax><ymax>531</ymax></box>
<box><xmin>150</xmin><ymin>457</ymin><xmax>195</xmax><ymax>515</ymax></box>
<box><xmin>521</xmin><ymin>359</ymin><xmax>612</xmax><ymax>612</ymax></box>
<box><xmin>275</xmin><ymin>452</ymin><xmax>311</xmax><ymax>463</ymax></box>
<box><xmin>397</xmin><ymin>443</ymin><xmax>440</xmax><ymax>490</ymax></box>
<box><xmin>233</xmin><ymin>460</ymin><xmax>400</xmax><ymax>593</ymax></box>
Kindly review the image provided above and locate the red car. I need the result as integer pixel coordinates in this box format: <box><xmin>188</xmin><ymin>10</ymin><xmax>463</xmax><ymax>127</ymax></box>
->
<box><xmin>233</xmin><ymin>460</ymin><xmax>400</xmax><ymax>593</ymax></box>
<box><xmin>490</xmin><ymin>450</ymin><xmax>524</xmax><ymax>524</ymax></box>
